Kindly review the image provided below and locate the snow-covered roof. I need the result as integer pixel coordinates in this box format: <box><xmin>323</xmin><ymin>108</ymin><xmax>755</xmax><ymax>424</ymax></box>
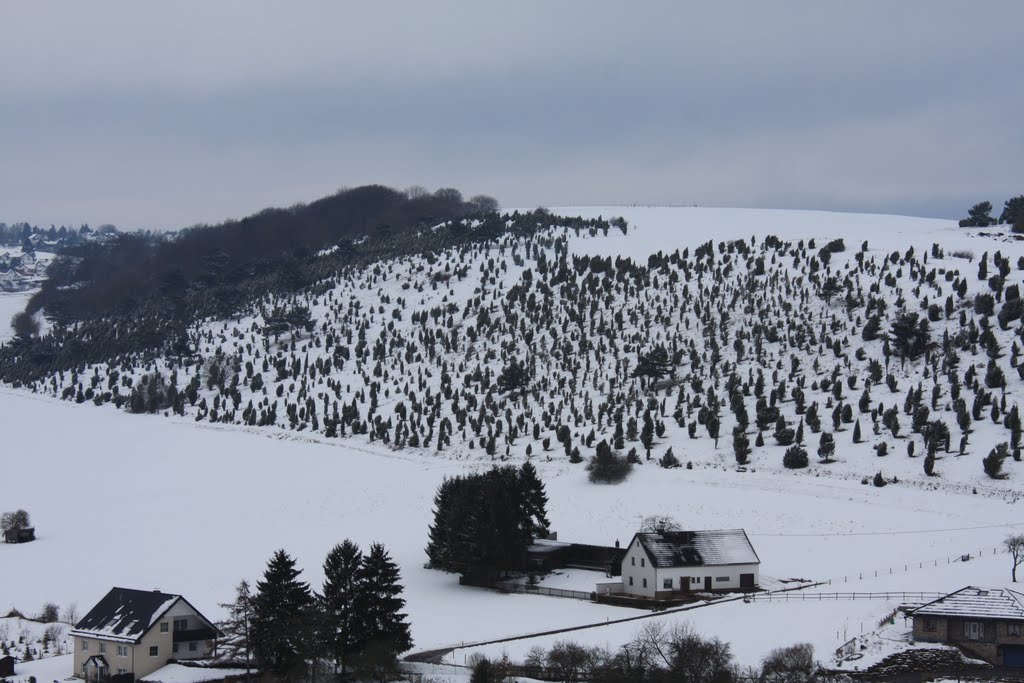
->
<box><xmin>527</xmin><ymin>538</ymin><xmax>572</xmax><ymax>553</ymax></box>
<box><xmin>913</xmin><ymin>586</ymin><xmax>1024</xmax><ymax>621</ymax></box>
<box><xmin>71</xmin><ymin>587</ymin><xmax>184</xmax><ymax>643</ymax></box>
<box><xmin>140</xmin><ymin>664</ymin><xmax>253</xmax><ymax>683</ymax></box>
<box><xmin>634</xmin><ymin>529</ymin><xmax>760</xmax><ymax>568</ymax></box>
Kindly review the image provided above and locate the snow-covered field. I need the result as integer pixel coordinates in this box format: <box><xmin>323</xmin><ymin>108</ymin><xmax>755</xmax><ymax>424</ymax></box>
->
<box><xmin>3</xmin><ymin>208</ymin><xmax>1024</xmax><ymax>676</ymax></box>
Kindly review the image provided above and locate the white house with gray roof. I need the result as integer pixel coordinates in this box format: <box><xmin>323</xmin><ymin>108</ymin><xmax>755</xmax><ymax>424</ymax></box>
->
<box><xmin>617</xmin><ymin>529</ymin><xmax>759</xmax><ymax>600</ymax></box>
<box><xmin>71</xmin><ymin>587</ymin><xmax>222</xmax><ymax>682</ymax></box>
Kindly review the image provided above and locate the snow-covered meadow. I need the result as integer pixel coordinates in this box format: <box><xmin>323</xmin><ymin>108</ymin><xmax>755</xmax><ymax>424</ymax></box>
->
<box><xmin>3</xmin><ymin>207</ymin><xmax>1024</xmax><ymax>676</ymax></box>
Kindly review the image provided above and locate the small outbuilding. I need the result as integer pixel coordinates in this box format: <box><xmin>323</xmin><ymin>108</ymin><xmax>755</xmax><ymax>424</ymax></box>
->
<box><xmin>3</xmin><ymin>527</ymin><xmax>35</xmax><ymax>544</ymax></box>
<box><xmin>0</xmin><ymin>654</ymin><xmax>17</xmax><ymax>677</ymax></box>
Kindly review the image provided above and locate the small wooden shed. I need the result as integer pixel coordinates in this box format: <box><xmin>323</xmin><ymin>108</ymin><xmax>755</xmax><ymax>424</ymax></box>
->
<box><xmin>3</xmin><ymin>527</ymin><xmax>35</xmax><ymax>543</ymax></box>
<box><xmin>0</xmin><ymin>654</ymin><xmax>17</xmax><ymax>677</ymax></box>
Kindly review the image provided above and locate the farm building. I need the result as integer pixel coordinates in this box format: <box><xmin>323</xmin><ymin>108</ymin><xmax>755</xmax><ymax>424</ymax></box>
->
<box><xmin>911</xmin><ymin>586</ymin><xmax>1024</xmax><ymax>667</ymax></box>
<box><xmin>0</xmin><ymin>655</ymin><xmax>16</xmax><ymax>677</ymax></box>
<box><xmin>610</xmin><ymin>529</ymin><xmax>760</xmax><ymax>601</ymax></box>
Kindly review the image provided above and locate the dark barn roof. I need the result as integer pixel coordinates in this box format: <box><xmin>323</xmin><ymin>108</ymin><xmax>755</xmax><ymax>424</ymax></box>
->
<box><xmin>71</xmin><ymin>588</ymin><xmax>184</xmax><ymax>643</ymax></box>
<box><xmin>634</xmin><ymin>529</ymin><xmax>760</xmax><ymax>568</ymax></box>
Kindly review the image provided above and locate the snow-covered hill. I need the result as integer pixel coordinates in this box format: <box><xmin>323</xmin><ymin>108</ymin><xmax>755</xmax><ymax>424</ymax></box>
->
<box><xmin>16</xmin><ymin>206</ymin><xmax>1024</xmax><ymax>493</ymax></box>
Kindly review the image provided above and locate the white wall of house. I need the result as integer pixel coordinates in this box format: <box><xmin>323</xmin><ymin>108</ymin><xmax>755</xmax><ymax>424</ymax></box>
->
<box><xmin>164</xmin><ymin>600</ymin><xmax>216</xmax><ymax>660</ymax></box>
<box><xmin>621</xmin><ymin>538</ymin><xmax>657</xmax><ymax>598</ymax></box>
<box><xmin>654</xmin><ymin>563</ymin><xmax>760</xmax><ymax>592</ymax></box>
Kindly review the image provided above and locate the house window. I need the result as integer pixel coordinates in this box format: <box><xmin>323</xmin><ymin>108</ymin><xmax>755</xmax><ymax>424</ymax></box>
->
<box><xmin>117</xmin><ymin>669</ymin><xmax>128</xmax><ymax>676</ymax></box>
<box><xmin>1009</xmin><ymin>623</ymin><xmax>1021</xmax><ymax>637</ymax></box>
<box><xmin>117</xmin><ymin>645</ymin><xmax>128</xmax><ymax>657</ymax></box>
<box><xmin>663</xmin><ymin>578</ymin><xmax>673</xmax><ymax>589</ymax></box>
<box><xmin>99</xmin><ymin>643</ymin><xmax>107</xmax><ymax>654</ymax></box>
<box><xmin>172</xmin><ymin>643</ymin><xmax>179</xmax><ymax>654</ymax></box>
<box><xmin>923</xmin><ymin>619</ymin><xmax>937</xmax><ymax>632</ymax></box>
<box><xmin>173</xmin><ymin>618</ymin><xmax>188</xmax><ymax>631</ymax></box>
<box><xmin>629</xmin><ymin>576</ymin><xmax>634</xmax><ymax>586</ymax></box>
<box><xmin>964</xmin><ymin>622</ymin><xmax>983</xmax><ymax>640</ymax></box>
<box><xmin>150</xmin><ymin>646</ymin><xmax>159</xmax><ymax>657</ymax></box>
<box><xmin>642</xmin><ymin>578</ymin><xmax>647</xmax><ymax>588</ymax></box>
<box><xmin>631</xmin><ymin>557</ymin><xmax>635</xmax><ymax>566</ymax></box>
<box><xmin>160</xmin><ymin>622</ymin><xmax>169</xmax><ymax>633</ymax></box>
<box><xmin>189</xmin><ymin>642</ymin><xmax>197</xmax><ymax>652</ymax></box>
<box><xmin>82</xmin><ymin>640</ymin><xmax>89</xmax><ymax>652</ymax></box>
<box><xmin>691</xmin><ymin>577</ymin><xmax>701</xmax><ymax>584</ymax></box>
<box><xmin>716</xmin><ymin>576</ymin><xmax>729</xmax><ymax>582</ymax></box>
<box><xmin>641</xmin><ymin>558</ymin><xmax>645</xmax><ymax>567</ymax></box>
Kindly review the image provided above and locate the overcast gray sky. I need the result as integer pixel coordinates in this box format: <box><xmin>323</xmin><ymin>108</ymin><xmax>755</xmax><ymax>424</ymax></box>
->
<box><xmin>1</xmin><ymin>1</ymin><xmax>1020</xmax><ymax>230</ymax></box>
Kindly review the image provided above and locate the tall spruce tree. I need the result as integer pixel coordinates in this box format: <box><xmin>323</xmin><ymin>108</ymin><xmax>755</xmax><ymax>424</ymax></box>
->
<box><xmin>352</xmin><ymin>543</ymin><xmax>412</xmax><ymax>680</ymax></box>
<box><xmin>320</xmin><ymin>540</ymin><xmax>364</xmax><ymax>675</ymax></box>
<box><xmin>518</xmin><ymin>462</ymin><xmax>550</xmax><ymax>538</ymax></box>
<box><xmin>251</xmin><ymin>550</ymin><xmax>314</xmax><ymax>680</ymax></box>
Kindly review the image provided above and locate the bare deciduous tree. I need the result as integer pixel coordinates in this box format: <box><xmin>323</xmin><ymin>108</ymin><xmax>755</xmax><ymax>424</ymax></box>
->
<box><xmin>1007</xmin><ymin>534</ymin><xmax>1024</xmax><ymax>582</ymax></box>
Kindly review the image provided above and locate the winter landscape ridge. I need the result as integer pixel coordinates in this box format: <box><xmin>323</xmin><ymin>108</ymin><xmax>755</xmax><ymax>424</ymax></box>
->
<box><xmin>3</xmin><ymin>205</ymin><xmax>1024</xmax><ymax>681</ymax></box>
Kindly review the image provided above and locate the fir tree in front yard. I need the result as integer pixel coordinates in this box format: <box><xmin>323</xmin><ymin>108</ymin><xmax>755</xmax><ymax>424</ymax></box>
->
<box><xmin>251</xmin><ymin>550</ymin><xmax>314</xmax><ymax>679</ymax></box>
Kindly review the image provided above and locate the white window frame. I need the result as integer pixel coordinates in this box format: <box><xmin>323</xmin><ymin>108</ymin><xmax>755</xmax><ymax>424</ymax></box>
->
<box><xmin>82</xmin><ymin>639</ymin><xmax>89</xmax><ymax>652</ymax></box>
<box><xmin>160</xmin><ymin>622</ymin><xmax>169</xmax><ymax>633</ymax></box>
<box><xmin>117</xmin><ymin>645</ymin><xmax>129</xmax><ymax>657</ymax></box>
<box><xmin>99</xmin><ymin>642</ymin><xmax>106</xmax><ymax>654</ymax></box>
<box><xmin>663</xmin><ymin>578</ymin><xmax>673</xmax><ymax>589</ymax></box>
<box><xmin>149</xmin><ymin>645</ymin><xmax>159</xmax><ymax>657</ymax></box>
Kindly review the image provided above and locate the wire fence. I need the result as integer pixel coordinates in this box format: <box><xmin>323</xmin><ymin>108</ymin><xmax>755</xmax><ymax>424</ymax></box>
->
<box><xmin>822</xmin><ymin>545</ymin><xmax>1008</xmax><ymax>586</ymax></box>
<box><xmin>494</xmin><ymin>582</ymin><xmax>594</xmax><ymax>601</ymax></box>
<box><xmin>747</xmin><ymin>591</ymin><xmax>944</xmax><ymax>603</ymax></box>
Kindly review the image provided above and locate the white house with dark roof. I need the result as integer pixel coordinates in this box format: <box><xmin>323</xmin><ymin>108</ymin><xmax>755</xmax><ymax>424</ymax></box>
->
<box><xmin>618</xmin><ymin>529</ymin><xmax>759</xmax><ymax>600</ymax></box>
<box><xmin>911</xmin><ymin>586</ymin><xmax>1024</xmax><ymax>667</ymax></box>
<box><xmin>71</xmin><ymin>587</ymin><xmax>222</xmax><ymax>682</ymax></box>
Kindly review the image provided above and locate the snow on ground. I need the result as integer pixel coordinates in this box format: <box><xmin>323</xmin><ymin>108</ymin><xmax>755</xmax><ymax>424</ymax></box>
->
<box><xmin>1</xmin><ymin>386</ymin><xmax>1021</xmax><ymax>670</ymax></box>
<box><xmin>0</xmin><ymin>291</ymin><xmax>34</xmax><ymax>343</ymax></box>
<box><xmin>552</xmin><ymin>206</ymin><xmax>963</xmax><ymax>260</ymax></box>
<box><xmin>140</xmin><ymin>664</ymin><xmax>251</xmax><ymax>683</ymax></box>
<box><xmin>9</xmin><ymin>654</ymin><xmax>73</xmax><ymax>683</ymax></box>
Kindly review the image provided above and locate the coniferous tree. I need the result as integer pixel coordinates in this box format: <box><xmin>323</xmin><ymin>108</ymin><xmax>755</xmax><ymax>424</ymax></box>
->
<box><xmin>817</xmin><ymin>432</ymin><xmax>836</xmax><ymax>463</ymax></box>
<box><xmin>320</xmin><ymin>540</ymin><xmax>364</xmax><ymax>675</ymax></box>
<box><xmin>352</xmin><ymin>543</ymin><xmax>412</xmax><ymax>680</ymax></box>
<box><xmin>251</xmin><ymin>550</ymin><xmax>314</xmax><ymax>680</ymax></box>
<box><xmin>519</xmin><ymin>462</ymin><xmax>551</xmax><ymax>537</ymax></box>
<box><xmin>733</xmin><ymin>427</ymin><xmax>751</xmax><ymax>465</ymax></box>
<box><xmin>217</xmin><ymin>580</ymin><xmax>254</xmax><ymax>677</ymax></box>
